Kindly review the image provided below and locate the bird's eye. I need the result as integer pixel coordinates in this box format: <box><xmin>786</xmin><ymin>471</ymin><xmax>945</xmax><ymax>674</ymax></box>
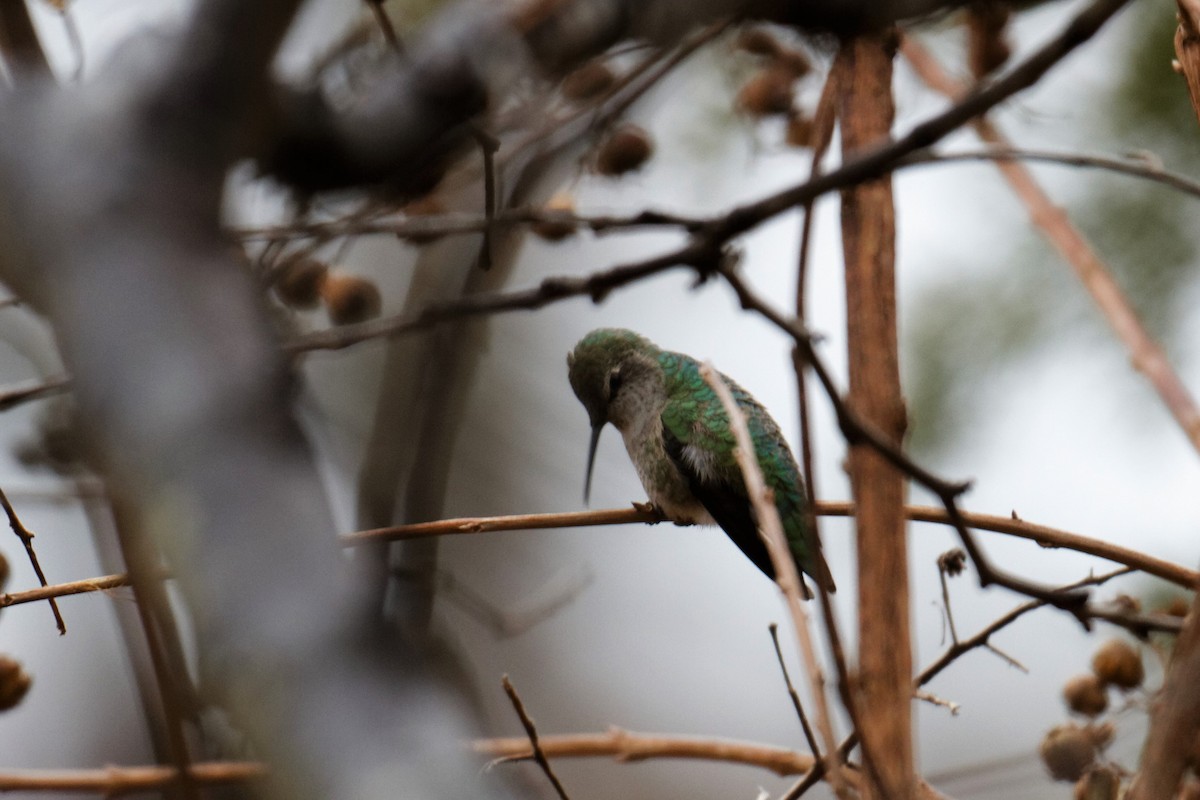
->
<box><xmin>607</xmin><ymin>367</ymin><xmax>623</xmax><ymax>398</ymax></box>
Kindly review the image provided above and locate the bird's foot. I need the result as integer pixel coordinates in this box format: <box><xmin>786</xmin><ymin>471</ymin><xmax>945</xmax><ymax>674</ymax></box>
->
<box><xmin>631</xmin><ymin>501</ymin><xmax>667</xmax><ymax>524</ymax></box>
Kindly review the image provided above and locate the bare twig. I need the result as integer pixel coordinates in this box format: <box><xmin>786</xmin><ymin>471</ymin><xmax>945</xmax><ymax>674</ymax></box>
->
<box><xmin>284</xmin><ymin>0</ymin><xmax>1131</xmax><ymax>358</ymax></box>
<box><xmin>700</xmin><ymin>363</ymin><xmax>848</xmax><ymax>798</ymax></box>
<box><xmin>913</xmin><ymin>689</ymin><xmax>960</xmax><ymax>715</ymax></box>
<box><xmin>903</xmin><ymin>146</ymin><xmax>1200</xmax><ymax>201</ymax></box>
<box><xmin>718</xmin><ymin>266</ymin><xmax>1090</xmax><ymax>618</ymax></box>
<box><xmin>6</xmin><ymin>500</ymin><xmax>1189</xmax><ymax>619</ymax></box>
<box><xmin>902</xmin><ymin>34</ymin><xmax>1200</xmax><ymax>457</ymax></box>
<box><xmin>344</xmin><ymin>505</ymin><xmax>665</xmax><ymax>543</ymax></box>
<box><xmin>0</xmin><ymin>572</ymin><xmax>131</xmax><ymax>607</ymax></box>
<box><xmin>474</xmin><ymin>728</ymin><xmax>814</xmax><ymax>776</ymax></box>
<box><xmin>501</xmin><ymin>675</ymin><xmax>571</xmax><ymax>800</ymax></box>
<box><xmin>108</xmin><ymin>498</ymin><xmax>200</xmax><ymax>800</ymax></box>
<box><xmin>828</xmin><ymin>503</ymin><xmax>1197</xmax><ymax>588</ymax></box>
<box><xmin>769</xmin><ymin>623</ymin><xmax>822</xmax><ymax>760</ymax></box>
<box><xmin>0</xmin><ymin>486</ymin><xmax>64</xmax><ymax>634</ymax></box>
<box><xmin>0</xmin><ymin>762</ymin><xmax>266</xmax><ymax>793</ymax></box>
<box><xmin>916</xmin><ymin>568</ymin><xmax>1131</xmax><ymax>688</ymax></box>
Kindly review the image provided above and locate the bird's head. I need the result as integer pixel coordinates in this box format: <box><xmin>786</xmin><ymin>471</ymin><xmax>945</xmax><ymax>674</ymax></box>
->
<box><xmin>567</xmin><ymin>328</ymin><xmax>660</xmax><ymax>502</ymax></box>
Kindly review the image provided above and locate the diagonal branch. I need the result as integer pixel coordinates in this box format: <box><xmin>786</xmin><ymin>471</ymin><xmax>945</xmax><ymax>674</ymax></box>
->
<box><xmin>901</xmin><ymin>34</ymin><xmax>1200</xmax><ymax>456</ymax></box>
<box><xmin>0</xmin><ymin>486</ymin><xmax>64</xmax><ymax>634</ymax></box>
<box><xmin>701</xmin><ymin>362</ymin><xmax>850</xmax><ymax>798</ymax></box>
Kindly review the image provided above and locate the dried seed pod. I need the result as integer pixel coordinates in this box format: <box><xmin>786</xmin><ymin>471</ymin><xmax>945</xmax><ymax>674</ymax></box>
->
<box><xmin>1092</xmin><ymin>639</ymin><xmax>1144</xmax><ymax>690</ymax></box>
<box><xmin>594</xmin><ymin>125</ymin><xmax>654</xmax><ymax>176</ymax></box>
<box><xmin>530</xmin><ymin>193</ymin><xmax>578</xmax><ymax>242</ymax></box>
<box><xmin>937</xmin><ymin>548</ymin><xmax>967</xmax><ymax>578</ymax></box>
<box><xmin>736</xmin><ymin>66</ymin><xmax>795</xmax><ymax>117</ymax></box>
<box><xmin>1163</xmin><ymin>597</ymin><xmax>1191</xmax><ymax>617</ymax></box>
<box><xmin>1072</xmin><ymin>765</ymin><xmax>1120</xmax><ymax>800</ymax></box>
<box><xmin>562</xmin><ymin>61</ymin><xmax>615</xmax><ymax>101</ymax></box>
<box><xmin>784</xmin><ymin>113</ymin><xmax>814</xmax><ymax>149</ymax></box>
<box><xmin>773</xmin><ymin>48</ymin><xmax>812</xmax><ymax>79</ymax></box>
<box><xmin>321</xmin><ymin>272</ymin><xmax>382</xmax><ymax>326</ymax></box>
<box><xmin>1040</xmin><ymin>724</ymin><xmax>1096</xmax><ymax>782</ymax></box>
<box><xmin>1063</xmin><ymin>674</ymin><xmax>1108</xmax><ymax>717</ymax></box>
<box><xmin>273</xmin><ymin>255</ymin><xmax>328</xmax><ymax>309</ymax></box>
<box><xmin>0</xmin><ymin>656</ymin><xmax>31</xmax><ymax>711</ymax></box>
<box><xmin>734</xmin><ymin>26</ymin><xmax>783</xmax><ymax>57</ymax></box>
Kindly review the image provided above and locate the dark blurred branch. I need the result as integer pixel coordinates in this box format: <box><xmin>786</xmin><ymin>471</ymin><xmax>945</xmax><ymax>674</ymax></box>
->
<box><xmin>0</xmin><ymin>0</ymin><xmax>51</xmax><ymax>81</ymax></box>
<box><xmin>0</xmin><ymin>0</ymin><xmax>506</xmax><ymax>794</ymax></box>
<box><xmin>286</xmin><ymin>0</ymin><xmax>1132</xmax><ymax>358</ymax></box>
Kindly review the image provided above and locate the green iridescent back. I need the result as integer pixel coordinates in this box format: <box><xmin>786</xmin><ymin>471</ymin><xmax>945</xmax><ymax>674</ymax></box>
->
<box><xmin>656</xmin><ymin>350</ymin><xmax>823</xmax><ymax>583</ymax></box>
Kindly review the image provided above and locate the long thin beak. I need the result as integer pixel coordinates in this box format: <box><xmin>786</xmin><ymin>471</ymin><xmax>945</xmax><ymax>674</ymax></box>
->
<box><xmin>583</xmin><ymin>422</ymin><xmax>604</xmax><ymax>504</ymax></box>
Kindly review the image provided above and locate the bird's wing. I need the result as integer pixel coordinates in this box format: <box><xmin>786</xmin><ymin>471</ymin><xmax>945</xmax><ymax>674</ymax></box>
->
<box><xmin>658</xmin><ymin>353</ymin><xmax>835</xmax><ymax>594</ymax></box>
<box><xmin>657</xmin><ymin>352</ymin><xmax>777</xmax><ymax>579</ymax></box>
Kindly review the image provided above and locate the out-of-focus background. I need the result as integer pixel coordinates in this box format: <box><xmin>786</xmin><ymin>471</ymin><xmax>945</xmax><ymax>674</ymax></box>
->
<box><xmin>0</xmin><ymin>0</ymin><xmax>1195</xmax><ymax>797</ymax></box>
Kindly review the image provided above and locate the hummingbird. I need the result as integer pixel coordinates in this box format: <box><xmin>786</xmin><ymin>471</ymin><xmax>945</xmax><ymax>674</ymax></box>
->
<box><xmin>567</xmin><ymin>328</ymin><xmax>835</xmax><ymax>596</ymax></box>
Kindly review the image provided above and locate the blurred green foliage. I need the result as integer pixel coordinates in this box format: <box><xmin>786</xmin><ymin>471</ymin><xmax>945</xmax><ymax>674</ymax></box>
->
<box><xmin>904</xmin><ymin>2</ymin><xmax>1200</xmax><ymax>454</ymax></box>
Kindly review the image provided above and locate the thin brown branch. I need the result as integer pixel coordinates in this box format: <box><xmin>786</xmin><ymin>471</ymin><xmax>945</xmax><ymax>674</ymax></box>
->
<box><xmin>769</xmin><ymin>623</ymin><xmax>823</xmax><ymax>760</ymax></box>
<box><xmin>819</xmin><ymin>502</ymin><xmax>1198</xmax><ymax>588</ymax></box>
<box><xmin>109</xmin><ymin>498</ymin><xmax>201</xmax><ymax>800</ymax></box>
<box><xmin>915</xmin><ymin>568</ymin><xmax>1131</xmax><ymax>688</ymax></box>
<box><xmin>345</xmin><ymin>505</ymin><xmax>665</xmax><ymax>544</ymax></box>
<box><xmin>0</xmin><ymin>486</ymin><xmax>64</xmax><ymax>634</ymax></box>
<box><xmin>1175</xmin><ymin>0</ymin><xmax>1200</xmax><ymax>128</ymax></box>
<box><xmin>0</xmin><ymin>572</ymin><xmax>130</xmax><ymax>607</ymax></box>
<box><xmin>12</xmin><ymin>503</ymin><xmax>1190</xmax><ymax>613</ymax></box>
<box><xmin>501</xmin><ymin>675</ymin><xmax>571</xmax><ymax>800</ymax></box>
<box><xmin>0</xmin><ymin>762</ymin><xmax>266</xmax><ymax>793</ymax></box>
<box><xmin>902</xmin><ymin>34</ymin><xmax>1200</xmax><ymax>457</ymax></box>
<box><xmin>902</xmin><ymin>146</ymin><xmax>1200</xmax><ymax>201</ymax></box>
<box><xmin>700</xmin><ymin>363</ymin><xmax>848</xmax><ymax>797</ymax></box>
<box><xmin>285</xmin><ymin>237</ymin><xmax>722</xmax><ymax>353</ymax></box>
<box><xmin>474</xmin><ymin>728</ymin><xmax>814</xmax><ymax>776</ymax></box>
<box><xmin>719</xmin><ymin>266</ymin><xmax>1091</xmax><ymax>618</ymax></box>
<box><xmin>235</xmin><ymin>206</ymin><xmax>703</xmax><ymax>243</ymax></box>
<box><xmin>284</xmin><ymin>0</ymin><xmax>1131</xmax><ymax>358</ymax></box>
